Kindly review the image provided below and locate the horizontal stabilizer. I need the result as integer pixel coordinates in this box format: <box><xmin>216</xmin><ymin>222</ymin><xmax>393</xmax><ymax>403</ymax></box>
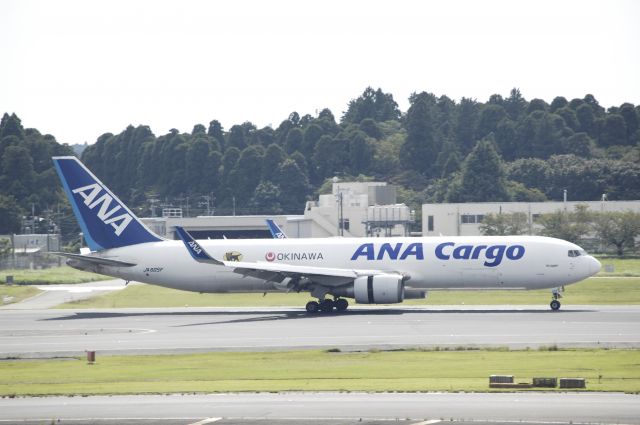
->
<box><xmin>175</xmin><ymin>226</ymin><xmax>223</xmax><ymax>265</ymax></box>
<box><xmin>51</xmin><ymin>252</ymin><xmax>136</xmax><ymax>267</ymax></box>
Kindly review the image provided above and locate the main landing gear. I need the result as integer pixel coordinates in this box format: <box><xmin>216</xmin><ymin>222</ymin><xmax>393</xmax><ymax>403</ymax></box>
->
<box><xmin>305</xmin><ymin>298</ymin><xmax>349</xmax><ymax>313</ymax></box>
<box><xmin>550</xmin><ymin>287</ymin><xmax>563</xmax><ymax>311</ymax></box>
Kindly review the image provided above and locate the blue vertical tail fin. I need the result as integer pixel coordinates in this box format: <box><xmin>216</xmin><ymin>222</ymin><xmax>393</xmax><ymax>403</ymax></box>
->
<box><xmin>266</xmin><ymin>219</ymin><xmax>287</xmax><ymax>239</ymax></box>
<box><xmin>53</xmin><ymin>156</ymin><xmax>162</xmax><ymax>251</ymax></box>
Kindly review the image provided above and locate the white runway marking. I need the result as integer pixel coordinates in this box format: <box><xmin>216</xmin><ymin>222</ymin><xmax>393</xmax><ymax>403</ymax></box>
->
<box><xmin>188</xmin><ymin>418</ymin><xmax>223</xmax><ymax>425</ymax></box>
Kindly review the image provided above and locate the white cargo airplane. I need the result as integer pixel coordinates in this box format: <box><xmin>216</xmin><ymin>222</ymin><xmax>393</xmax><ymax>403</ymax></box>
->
<box><xmin>52</xmin><ymin>156</ymin><xmax>601</xmax><ymax>313</ymax></box>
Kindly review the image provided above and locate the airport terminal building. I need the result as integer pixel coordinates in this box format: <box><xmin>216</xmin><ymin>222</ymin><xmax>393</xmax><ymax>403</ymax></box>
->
<box><xmin>422</xmin><ymin>200</ymin><xmax>640</xmax><ymax>237</ymax></box>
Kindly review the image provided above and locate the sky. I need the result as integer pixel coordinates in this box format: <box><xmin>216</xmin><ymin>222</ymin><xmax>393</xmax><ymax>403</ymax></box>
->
<box><xmin>1</xmin><ymin>0</ymin><xmax>639</xmax><ymax>145</ymax></box>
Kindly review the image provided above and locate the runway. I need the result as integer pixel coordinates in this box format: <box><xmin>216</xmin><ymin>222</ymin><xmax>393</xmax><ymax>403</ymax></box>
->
<box><xmin>2</xmin><ymin>304</ymin><xmax>639</xmax><ymax>424</ymax></box>
<box><xmin>1</xmin><ymin>392</ymin><xmax>639</xmax><ymax>424</ymax></box>
<box><xmin>1</xmin><ymin>305</ymin><xmax>639</xmax><ymax>357</ymax></box>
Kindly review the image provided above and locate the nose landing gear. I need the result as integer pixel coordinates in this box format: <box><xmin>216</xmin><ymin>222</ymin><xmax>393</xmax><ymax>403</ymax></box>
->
<box><xmin>550</xmin><ymin>287</ymin><xmax>563</xmax><ymax>310</ymax></box>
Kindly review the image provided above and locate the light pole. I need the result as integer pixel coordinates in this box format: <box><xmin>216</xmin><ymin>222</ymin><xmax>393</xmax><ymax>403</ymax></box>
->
<box><xmin>333</xmin><ymin>177</ymin><xmax>343</xmax><ymax>236</ymax></box>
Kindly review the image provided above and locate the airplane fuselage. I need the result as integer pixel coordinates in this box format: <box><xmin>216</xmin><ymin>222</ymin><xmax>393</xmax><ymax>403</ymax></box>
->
<box><xmin>75</xmin><ymin>235</ymin><xmax>599</xmax><ymax>294</ymax></box>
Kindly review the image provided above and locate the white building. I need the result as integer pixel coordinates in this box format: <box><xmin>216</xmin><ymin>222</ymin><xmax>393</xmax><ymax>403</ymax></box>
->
<box><xmin>422</xmin><ymin>200</ymin><xmax>640</xmax><ymax>237</ymax></box>
<box><xmin>141</xmin><ymin>181</ymin><xmax>414</xmax><ymax>239</ymax></box>
<box><xmin>302</xmin><ymin>181</ymin><xmax>413</xmax><ymax>237</ymax></box>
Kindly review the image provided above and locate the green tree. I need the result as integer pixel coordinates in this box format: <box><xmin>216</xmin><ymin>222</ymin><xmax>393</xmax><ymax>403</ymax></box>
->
<box><xmin>250</xmin><ymin>181</ymin><xmax>282</xmax><ymax>214</ymax></box>
<box><xmin>348</xmin><ymin>130</ymin><xmax>374</xmax><ymax>175</ymax></box>
<box><xmin>192</xmin><ymin>124</ymin><xmax>206</xmax><ymax>135</ymax></box>
<box><xmin>203</xmin><ymin>150</ymin><xmax>222</xmax><ymax>196</ymax></box>
<box><xmin>576</xmin><ymin>104</ymin><xmax>596</xmax><ymax>138</ymax></box>
<box><xmin>594</xmin><ymin>211</ymin><xmax>640</xmax><ymax>256</ymax></box>
<box><xmin>479</xmin><ymin>212</ymin><xmax>529</xmax><ymax>235</ymax></box>
<box><xmin>284</xmin><ymin>127</ymin><xmax>303</xmax><ymax>154</ymax></box>
<box><xmin>371</xmin><ymin>132</ymin><xmax>403</xmax><ymax>177</ymax></box>
<box><xmin>504</xmin><ymin>88</ymin><xmax>527</xmax><ymax>120</ymax></box>
<box><xmin>562</xmin><ymin>132</ymin><xmax>594</xmax><ymax>157</ymax></box>
<box><xmin>495</xmin><ymin>118</ymin><xmax>517</xmax><ymax>160</ymax></box>
<box><xmin>254</xmin><ymin>126</ymin><xmax>276</xmax><ymax>147</ymax></box>
<box><xmin>537</xmin><ymin>204</ymin><xmax>592</xmax><ymax>244</ymax></box>
<box><xmin>312</xmin><ymin>135</ymin><xmax>346</xmax><ymax>181</ymax></box>
<box><xmin>446</xmin><ymin>138</ymin><xmax>510</xmax><ymax>202</ymax></box>
<box><xmin>476</xmin><ymin>104</ymin><xmax>506</xmax><ymax>140</ymax></box>
<box><xmin>527</xmin><ymin>98</ymin><xmax>548</xmax><ymax>114</ymax></box>
<box><xmin>550</xmin><ymin>96</ymin><xmax>568</xmax><ymax>113</ymax></box>
<box><xmin>600</xmin><ymin>114</ymin><xmax>627</xmax><ymax>147</ymax></box>
<box><xmin>544</xmin><ymin>155</ymin><xmax>607</xmax><ymax>201</ymax></box>
<box><xmin>0</xmin><ymin>195</ymin><xmax>22</xmax><ymax>233</ymax></box>
<box><xmin>583</xmin><ymin>94</ymin><xmax>605</xmax><ymax>116</ymax></box>
<box><xmin>619</xmin><ymin>103</ymin><xmax>639</xmax><ymax>145</ymax></box>
<box><xmin>342</xmin><ymin>87</ymin><xmax>401</xmax><ymax>124</ymax></box>
<box><xmin>290</xmin><ymin>151</ymin><xmax>310</xmax><ymax>180</ymax></box>
<box><xmin>207</xmin><ymin>120</ymin><xmax>225</xmax><ymax>149</ymax></box>
<box><xmin>262</xmin><ymin>143</ymin><xmax>286</xmax><ymax>183</ymax></box>
<box><xmin>275</xmin><ymin>159</ymin><xmax>310</xmax><ymax>212</ymax></box>
<box><xmin>219</xmin><ymin>147</ymin><xmax>241</xmax><ymax>206</ymax></box>
<box><xmin>555</xmin><ymin>107</ymin><xmax>579</xmax><ymax>131</ymax></box>
<box><xmin>435</xmin><ymin>139</ymin><xmax>461</xmax><ymax>177</ymax></box>
<box><xmin>228</xmin><ymin>145</ymin><xmax>265</xmax><ymax>206</ymax></box>
<box><xmin>185</xmin><ymin>137</ymin><xmax>213</xmax><ymax>193</ymax></box>
<box><xmin>301</xmin><ymin>123</ymin><xmax>323</xmax><ymax>157</ymax></box>
<box><xmin>532</xmin><ymin>113</ymin><xmax>564</xmax><ymax>159</ymax></box>
<box><xmin>454</xmin><ymin>97</ymin><xmax>478</xmax><ymax>154</ymax></box>
<box><xmin>400</xmin><ymin>96</ymin><xmax>437</xmax><ymax>176</ymax></box>
<box><xmin>359</xmin><ymin>118</ymin><xmax>383</xmax><ymax>139</ymax></box>
<box><xmin>0</xmin><ymin>113</ymin><xmax>25</xmax><ymax>139</ymax></box>
<box><xmin>316</xmin><ymin>108</ymin><xmax>339</xmax><ymax>135</ymax></box>
<box><xmin>608</xmin><ymin>160</ymin><xmax>640</xmax><ymax>199</ymax></box>
<box><xmin>1</xmin><ymin>145</ymin><xmax>35</xmax><ymax>202</ymax></box>
<box><xmin>227</xmin><ymin>125</ymin><xmax>247</xmax><ymax>150</ymax></box>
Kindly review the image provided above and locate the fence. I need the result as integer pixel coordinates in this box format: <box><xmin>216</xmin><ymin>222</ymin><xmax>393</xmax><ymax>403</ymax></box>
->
<box><xmin>0</xmin><ymin>253</ymin><xmax>63</xmax><ymax>270</ymax></box>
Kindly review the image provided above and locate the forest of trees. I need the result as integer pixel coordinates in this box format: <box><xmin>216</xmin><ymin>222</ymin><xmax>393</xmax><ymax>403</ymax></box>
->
<box><xmin>1</xmin><ymin>87</ymin><xmax>640</xmax><ymax>243</ymax></box>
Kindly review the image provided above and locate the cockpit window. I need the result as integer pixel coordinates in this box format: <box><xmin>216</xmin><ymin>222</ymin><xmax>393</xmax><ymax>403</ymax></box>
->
<box><xmin>568</xmin><ymin>250</ymin><xmax>585</xmax><ymax>257</ymax></box>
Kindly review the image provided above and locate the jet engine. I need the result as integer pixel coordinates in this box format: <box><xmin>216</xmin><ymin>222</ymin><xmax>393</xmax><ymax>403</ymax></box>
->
<box><xmin>332</xmin><ymin>274</ymin><xmax>404</xmax><ymax>304</ymax></box>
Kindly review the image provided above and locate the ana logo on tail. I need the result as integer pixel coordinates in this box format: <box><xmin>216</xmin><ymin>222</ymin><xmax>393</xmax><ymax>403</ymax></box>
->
<box><xmin>188</xmin><ymin>240</ymin><xmax>203</xmax><ymax>255</ymax></box>
<box><xmin>72</xmin><ymin>183</ymin><xmax>133</xmax><ymax>236</ymax></box>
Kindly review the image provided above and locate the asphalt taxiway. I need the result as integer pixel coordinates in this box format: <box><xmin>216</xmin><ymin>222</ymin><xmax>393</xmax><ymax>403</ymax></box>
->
<box><xmin>1</xmin><ymin>304</ymin><xmax>639</xmax><ymax>357</ymax></box>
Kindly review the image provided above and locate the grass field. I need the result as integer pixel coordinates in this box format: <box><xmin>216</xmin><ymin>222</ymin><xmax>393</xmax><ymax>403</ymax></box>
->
<box><xmin>0</xmin><ymin>285</ymin><xmax>41</xmax><ymax>305</ymax></box>
<box><xmin>0</xmin><ymin>266</ymin><xmax>108</xmax><ymax>285</ymax></box>
<box><xmin>596</xmin><ymin>257</ymin><xmax>640</xmax><ymax>277</ymax></box>
<box><xmin>1</xmin><ymin>348</ymin><xmax>638</xmax><ymax>396</ymax></box>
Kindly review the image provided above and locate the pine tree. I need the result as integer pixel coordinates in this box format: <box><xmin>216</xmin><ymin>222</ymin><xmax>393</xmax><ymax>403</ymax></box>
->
<box><xmin>446</xmin><ymin>137</ymin><xmax>510</xmax><ymax>202</ymax></box>
<box><xmin>399</xmin><ymin>97</ymin><xmax>437</xmax><ymax>177</ymax></box>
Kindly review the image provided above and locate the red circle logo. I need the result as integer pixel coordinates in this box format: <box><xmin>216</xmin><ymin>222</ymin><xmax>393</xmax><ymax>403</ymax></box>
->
<box><xmin>265</xmin><ymin>252</ymin><xmax>275</xmax><ymax>262</ymax></box>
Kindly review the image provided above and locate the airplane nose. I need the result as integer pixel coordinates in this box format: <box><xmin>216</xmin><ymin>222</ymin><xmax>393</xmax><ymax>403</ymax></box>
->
<box><xmin>590</xmin><ymin>256</ymin><xmax>601</xmax><ymax>275</ymax></box>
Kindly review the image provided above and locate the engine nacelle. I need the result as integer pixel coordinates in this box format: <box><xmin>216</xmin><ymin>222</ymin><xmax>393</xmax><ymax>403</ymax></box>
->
<box><xmin>353</xmin><ymin>274</ymin><xmax>404</xmax><ymax>304</ymax></box>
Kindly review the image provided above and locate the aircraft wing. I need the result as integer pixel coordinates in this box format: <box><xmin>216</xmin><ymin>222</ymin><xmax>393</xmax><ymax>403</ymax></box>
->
<box><xmin>175</xmin><ymin>226</ymin><xmax>392</xmax><ymax>286</ymax></box>
<box><xmin>52</xmin><ymin>252</ymin><xmax>137</xmax><ymax>267</ymax></box>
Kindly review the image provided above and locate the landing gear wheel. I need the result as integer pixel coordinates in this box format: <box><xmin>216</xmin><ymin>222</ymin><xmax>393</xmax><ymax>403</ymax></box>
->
<box><xmin>319</xmin><ymin>299</ymin><xmax>335</xmax><ymax>312</ymax></box>
<box><xmin>550</xmin><ymin>299</ymin><xmax>561</xmax><ymax>311</ymax></box>
<box><xmin>335</xmin><ymin>298</ymin><xmax>349</xmax><ymax>312</ymax></box>
<box><xmin>305</xmin><ymin>301</ymin><xmax>320</xmax><ymax>313</ymax></box>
